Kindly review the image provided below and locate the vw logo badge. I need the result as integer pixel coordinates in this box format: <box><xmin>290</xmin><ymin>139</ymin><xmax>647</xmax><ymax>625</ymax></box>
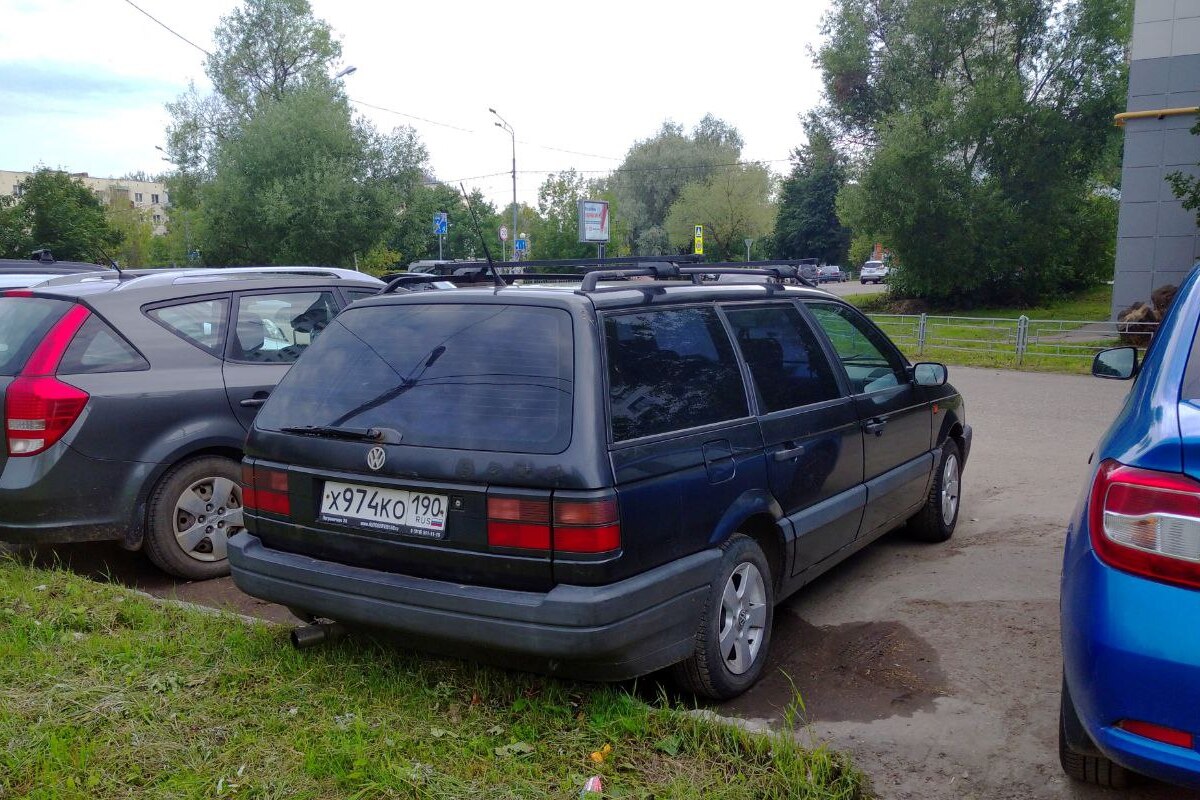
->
<box><xmin>366</xmin><ymin>446</ymin><xmax>386</xmax><ymax>471</ymax></box>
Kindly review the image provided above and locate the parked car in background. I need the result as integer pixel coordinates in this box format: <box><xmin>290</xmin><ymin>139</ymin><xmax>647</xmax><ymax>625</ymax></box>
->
<box><xmin>0</xmin><ymin>267</ymin><xmax>384</xmax><ymax>580</ymax></box>
<box><xmin>0</xmin><ymin>253</ymin><xmax>108</xmax><ymax>290</ymax></box>
<box><xmin>1060</xmin><ymin>262</ymin><xmax>1200</xmax><ymax>791</ymax></box>
<box><xmin>229</xmin><ymin>262</ymin><xmax>970</xmax><ymax>700</ymax></box>
<box><xmin>817</xmin><ymin>265</ymin><xmax>847</xmax><ymax>283</ymax></box>
<box><xmin>860</xmin><ymin>261</ymin><xmax>888</xmax><ymax>285</ymax></box>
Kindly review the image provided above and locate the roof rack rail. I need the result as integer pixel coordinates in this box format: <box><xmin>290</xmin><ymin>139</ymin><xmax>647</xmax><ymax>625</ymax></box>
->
<box><xmin>379</xmin><ymin>272</ymin><xmax>459</xmax><ymax>294</ymax></box>
<box><xmin>578</xmin><ymin>260</ymin><xmax>820</xmax><ymax>292</ymax></box>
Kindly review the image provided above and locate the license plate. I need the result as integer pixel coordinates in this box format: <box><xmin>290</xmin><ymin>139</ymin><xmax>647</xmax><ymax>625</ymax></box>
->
<box><xmin>319</xmin><ymin>481</ymin><xmax>447</xmax><ymax>539</ymax></box>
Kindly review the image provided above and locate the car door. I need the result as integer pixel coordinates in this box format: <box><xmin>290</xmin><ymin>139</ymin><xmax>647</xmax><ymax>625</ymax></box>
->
<box><xmin>723</xmin><ymin>303</ymin><xmax>865</xmax><ymax>574</ymax></box>
<box><xmin>804</xmin><ymin>301</ymin><xmax>934</xmax><ymax>538</ymax></box>
<box><xmin>222</xmin><ymin>289</ymin><xmax>342</xmax><ymax>430</ymax></box>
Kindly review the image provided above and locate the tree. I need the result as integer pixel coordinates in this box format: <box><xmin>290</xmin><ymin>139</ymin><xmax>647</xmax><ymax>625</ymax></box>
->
<box><xmin>775</xmin><ymin>119</ymin><xmax>851</xmax><ymax>265</ymax></box>
<box><xmin>819</xmin><ymin>0</ymin><xmax>1132</xmax><ymax>304</ymax></box>
<box><xmin>611</xmin><ymin>116</ymin><xmax>744</xmax><ymax>252</ymax></box>
<box><xmin>664</xmin><ymin>164</ymin><xmax>775</xmax><ymax>262</ymax></box>
<box><xmin>0</xmin><ymin>195</ymin><xmax>30</xmax><ymax>258</ymax></box>
<box><xmin>198</xmin><ymin>87</ymin><xmax>412</xmax><ymax>266</ymax></box>
<box><xmin>527</xmin><ymin>170</ymin><xmax>595</xmax><ymax>261</ymax></box>
<box><xmin>165</xmin><ymin>0</ymin><xmax>343</xmax><ymax>179</ymax></box>
<box><xmin>1167</xmin><ymin>115</ymin><xmax>1200</xmax><ymax>227</ymax></box>
<box><xmin>106</xmin><ymin>205</ymin><xmax>155</xmax><ymax>267</ymax></box>
<box><xmin>384</xmin><ymin>182</ymin><xmax>499</xmax><ymax>266</ymax></box>
<box><xmin>13</xmin><ymin>169</ymin><xmax>123</xmax><ymax>262</ymax></box>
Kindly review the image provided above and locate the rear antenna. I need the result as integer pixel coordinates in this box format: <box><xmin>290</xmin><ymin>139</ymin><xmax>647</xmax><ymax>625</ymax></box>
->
<box><xmin>459</xmin><ymin>183</ymin><xmax>506</xmax><ymax>288</ymax></box>
<box><xmin>91</xmin><ymin>242</ymin><xmax>125</xmax><ymax>280</ymax></box>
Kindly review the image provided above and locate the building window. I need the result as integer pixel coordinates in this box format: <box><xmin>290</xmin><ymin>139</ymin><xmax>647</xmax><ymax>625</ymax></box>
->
<box><xmin>153</xmin><ymin>214</ymin><xmax>163</xmax><ymax>224</ymax></box>
<box><xmin>151</xmin><ymin>193</ymin><xmax>160</xmax><ymax>204</ymax></box>
<box><xmin>135</xmin><ymin>192</ymin><xmax>143</xmax><ymax>203</ymax></box>
<box><xmin>12</xmin><ymin>185</ymin><xmax>22</xmax><ymax>197</ymax></box>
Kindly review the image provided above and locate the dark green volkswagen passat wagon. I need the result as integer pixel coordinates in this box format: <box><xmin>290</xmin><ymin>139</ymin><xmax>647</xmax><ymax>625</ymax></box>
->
<box><xmin>230</xmin><ymin>263</ymin><xmax>970</xmax><ymax>699</ymax></box>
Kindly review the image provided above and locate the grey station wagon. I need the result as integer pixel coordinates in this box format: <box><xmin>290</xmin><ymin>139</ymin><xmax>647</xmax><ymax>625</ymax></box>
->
<box><xmin>229</xmin><ymin>263</ymin><xmax>971</xmax><ymax>698</ymax></box>
<box><xmin>0</xmin><ymin>267</ymin><xmax>383</xmax><ymax>579</ymax></box>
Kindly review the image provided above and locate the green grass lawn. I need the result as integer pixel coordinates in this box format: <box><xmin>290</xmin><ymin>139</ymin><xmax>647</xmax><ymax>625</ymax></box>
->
<box><xmin>0</xmin><ymin>560</ymin><xmax>865</xmax><ymax>800</ymax></box>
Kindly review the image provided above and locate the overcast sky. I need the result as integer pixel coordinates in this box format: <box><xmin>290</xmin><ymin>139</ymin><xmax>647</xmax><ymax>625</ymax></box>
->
<box><xmin>0</xmin><ymin>0</ymin><xmax>831</xmax><ymax>209</ymax></box>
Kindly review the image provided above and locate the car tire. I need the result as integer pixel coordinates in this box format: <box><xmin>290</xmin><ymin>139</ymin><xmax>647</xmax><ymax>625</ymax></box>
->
<box><xmin>144</xmin><ymin>456</ymin><xmax>245</xmax><ymax>580</ymax></box>
<box><xmin>1060</xmin><ymin>676</ymin><xmax>1133</xmax><ymax>788</ymax></box>
<box><xmin>907</xmin><ymin>439</ymin><xmax>961</xmax><ymax>542</ymax></box>
<box><xmin>673</xmin><ymin>534</ymin><xmax>774</xmax><ymax>700</ymax></box>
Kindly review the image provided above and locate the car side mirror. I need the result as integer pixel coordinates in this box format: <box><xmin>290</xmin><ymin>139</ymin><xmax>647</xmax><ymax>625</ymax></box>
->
<box><xmin>912</xmin><ymin>362</ymin><xmax>948</xmax><ymax>386</ymax></box>
<box><xmin>1092</xmin><ymin>346</ymin><xmax>1138</xmax><ymax>380</ymax></box>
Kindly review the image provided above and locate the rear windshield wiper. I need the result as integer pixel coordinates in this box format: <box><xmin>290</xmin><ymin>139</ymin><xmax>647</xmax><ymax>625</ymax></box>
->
<box><xmin>281</xmin><ymin>425</ymin><xmax>401</xmax><ymax>444</ymax></box>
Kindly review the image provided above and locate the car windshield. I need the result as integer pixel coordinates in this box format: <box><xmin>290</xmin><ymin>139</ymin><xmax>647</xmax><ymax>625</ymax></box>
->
<box><xmin>0</xmin><ymin>297</ymin><xmax>67</xmax><ymax>376</ymax></box>
<box><xmin>255</xmin><ymin>303</ymin><xmax>575</xmax><ymax>454</ymax></box>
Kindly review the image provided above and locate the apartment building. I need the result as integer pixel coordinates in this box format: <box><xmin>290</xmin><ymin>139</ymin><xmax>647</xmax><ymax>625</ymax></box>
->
<box><xmin>0</xmin><ymin>169</ymin><xmax>169</xmax><ymax>235</ymax></box>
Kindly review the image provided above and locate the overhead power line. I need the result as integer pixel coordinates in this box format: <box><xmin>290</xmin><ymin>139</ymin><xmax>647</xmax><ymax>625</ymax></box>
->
<box><xmin>120</xmin><ymin>0</ymin><xmax>211</xmax><ymax>56</ymax></box>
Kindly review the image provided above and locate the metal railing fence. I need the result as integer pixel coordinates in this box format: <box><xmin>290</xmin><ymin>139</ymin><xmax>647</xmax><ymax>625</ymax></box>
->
<box><xmin>865</xmin><ymin>313</ymin><xmax>1157</xmax><ymax>366</ymax></box>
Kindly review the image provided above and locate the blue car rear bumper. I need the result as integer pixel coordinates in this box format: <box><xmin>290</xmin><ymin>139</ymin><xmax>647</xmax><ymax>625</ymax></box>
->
<box><xmin>1062</xmin><ymin>540</ymin><xmax>1200</xmax><ymax>789</ymax></box>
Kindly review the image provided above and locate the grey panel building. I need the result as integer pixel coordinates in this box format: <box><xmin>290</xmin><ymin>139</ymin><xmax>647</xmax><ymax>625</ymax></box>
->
<box><xmin>1112</xmin><ymin>0</ymin><xmax>1200</xmax><ymax>317</ymax></box>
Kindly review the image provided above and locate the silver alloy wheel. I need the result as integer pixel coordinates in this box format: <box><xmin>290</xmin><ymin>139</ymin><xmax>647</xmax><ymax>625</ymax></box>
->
<box><xmin>173</xmin><ymin>476</ymin><xmax>244</xmax><ymax>562</ymax></box>
<box><xmin>941</xmin><ymin>453</ymin><xmax>961</xmax><ymax>526</ymax></box>
<box><xmin>718</xmin><ymin>562</ymin><xmax>768</xmax><ymax>675</ymax></box>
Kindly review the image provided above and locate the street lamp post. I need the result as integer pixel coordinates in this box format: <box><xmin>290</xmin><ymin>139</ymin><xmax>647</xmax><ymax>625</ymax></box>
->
<box><xmin>489</xmin><ymin>108</ymin><xmax>517</xmax><ymax>262</ymax></box>
<box><xmin>334</xmin><ymin>65</ymin><xmax>357</xmax><ymax>79</ymax></box>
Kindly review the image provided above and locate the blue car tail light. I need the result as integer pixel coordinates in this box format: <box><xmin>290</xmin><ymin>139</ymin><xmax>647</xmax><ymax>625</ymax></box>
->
<box><xmin>1090</xmin><ymin>460</ymin><xmax>1200</xmax><ymax>591</ymax></box>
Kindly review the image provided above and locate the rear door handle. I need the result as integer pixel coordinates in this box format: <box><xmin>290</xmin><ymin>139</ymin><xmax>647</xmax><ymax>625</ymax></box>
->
<box><xmin>863</xmin><ymin>418</ymin><xmax>887</xmax><ymax>436</ymax></box>
<box><xmin>773</xmin><ymin>444</ymin><xmax>806</xmax><ymax>461</ymax></box>
<box><xmin>240</xmin><ymin>391</ymin><xmax>270</xmax><ymax>408</ymax></box>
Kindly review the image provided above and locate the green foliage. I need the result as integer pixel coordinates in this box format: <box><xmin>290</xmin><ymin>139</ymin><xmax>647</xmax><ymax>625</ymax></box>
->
<box><xmin>384</xmin><ymin>183</ymin><xmax>499</xmax><ymax>265</ymax></box>
<box><xmin>527</xmin><ymin>169</ymin><xmax>596</xmax><ymax>261</ymax></box>
<box><xmin>0</xmin><ymin>195</ymin><xmax>29</xmax><ymax>258</ymax></box>
<box><xmin>775</xmin><ymin>119</ymin><xmax>851</xmax><ymax>265</ymax></box>
<box><xmin>198</xmin><ymin>88</ymin><xmax>404</xmax><ymax>266</ymax></box>
<box><xmin>664</xmin><ymin>164</ymin><xmax>775</xmax><ymax>261</ymax></box>
<box><xmin>7</xmin><ymin>170</ymin><xmax>123</xmax><ymax>262</ymax></box>
<box><xmin>1167</xmin><ymin>114</ymin><xmax>1200</xmax><ymax>227</ymax></box>
<box><xmin>105</xmin><ymin>205</ymin><xmax>155</xmax><ymax>268</ymax></box>
<box><xmin>611</xmin><ymin>116</ymin><xmax>744</xmax><ymax>252</ymax></box>
<box><xmin>820</xmin><ymin>0</ymin><xmax>1132</xmax><ymax>304</ymax></box>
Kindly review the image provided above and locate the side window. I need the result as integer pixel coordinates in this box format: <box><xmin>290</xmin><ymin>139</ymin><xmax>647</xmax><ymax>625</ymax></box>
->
<box><xmin>58</xmin><ymin>316</ymin><xmax>149</xmax><ymax>374</ymax></box>
<box><xmin>724</xmin><ymin>305</ymin><xmax>842</xmax><ymax>413</ymax></box>
<box><xmin>230</xmin><ymin>291</ymin><xmax>339</xmax><ymax>364</ymax></box>
<box><xmin>605</xmin><ymin>307</ymin><xmax>748</xmax><ymax>442</ymax></box>
<box><xmin>805</xmin><ymin>302</ymin><xmax>907</xmax><ymax>394</ymax></box>
<box><xmin>344</xmin><ymin>289</ymin><xmax>378</xmax><ymax>304</ymax></box>
<box><xmin>147</xmin><ymin>297</ymin><xmax>228</xmax><ymax>356</ymax></box>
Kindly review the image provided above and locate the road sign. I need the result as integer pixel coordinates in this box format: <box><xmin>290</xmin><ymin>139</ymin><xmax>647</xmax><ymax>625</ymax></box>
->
<box><xmin>499</xmin><ymin>226</ymin><xmax>509</xmax><ymax>241</ymax></box>
<box><xmin>694</xmin><ymin>225</ymin><xmax>704</xmax><ymax>256</ymax></box>
<box><xmin>515</xmin><ymin>237</ymin><xmax>528</xmax><ymax>253</ymax></box>
<box><xmin>433</xmin><ymin>212</ymin><xmax>448</xmax><ymax>236</ymax></box>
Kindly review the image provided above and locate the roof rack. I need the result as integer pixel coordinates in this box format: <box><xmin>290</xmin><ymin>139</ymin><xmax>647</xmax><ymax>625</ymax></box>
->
<box><xmin>578</xmin><ymin>260</ymin><xmax>820</xmax><ymax>292</ymax></box>
<box><xmin>410</xmin><ymin>255</ymin><xmax>703</xmax><ymax>276</ymax></box>
<box><xmin>379</xmin><ymin>272</ymin><xmax>460</xmax><ymax>293</ymax></box>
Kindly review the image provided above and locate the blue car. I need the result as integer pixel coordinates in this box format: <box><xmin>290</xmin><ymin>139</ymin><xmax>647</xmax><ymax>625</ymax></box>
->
<box><xmin>1061</xmin><ymin>263</ymin><xmax>1200</xmax><ymax>790</ymax></box>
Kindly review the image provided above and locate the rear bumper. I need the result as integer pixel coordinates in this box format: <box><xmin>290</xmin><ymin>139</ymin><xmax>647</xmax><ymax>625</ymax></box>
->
<box><xmin>228</xmin><ymin>532</ymin><xmax>720</xmax><ymax>680</ymax></box>
<box><xmin>1062</xmin><ymin>546</ymin><xmax>1200</xmax><ymax>789</ymax></box>
<box><xmin>0</xmin><ymin>445</ymin><xmax>147</xmax><ymax>543</ymax></box>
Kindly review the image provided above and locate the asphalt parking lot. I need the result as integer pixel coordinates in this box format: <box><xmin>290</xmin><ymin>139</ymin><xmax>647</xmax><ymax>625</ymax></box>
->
<box><xmin>14</xmin><ymin>365</ymin><xmax>1196</xmax><ymax>799</ymax></box>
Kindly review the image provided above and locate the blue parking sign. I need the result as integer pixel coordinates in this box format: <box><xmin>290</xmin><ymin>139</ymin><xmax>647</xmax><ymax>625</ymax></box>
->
<box><xmin>433</xmin><ymin>212</ymin><xmax>448</xmax><ymax>236</ymax></box>
<box><xmin>515</xmin><ymin>237</ymin><xmax>528</xmax><ymax>252</ymax></box>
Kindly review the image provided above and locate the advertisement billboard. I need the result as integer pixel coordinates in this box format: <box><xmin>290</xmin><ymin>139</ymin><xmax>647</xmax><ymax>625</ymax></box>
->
<box><xmin>577</xmin><ymin>200</ymin><xmax>611</xmax><ymax>243</ymax></box>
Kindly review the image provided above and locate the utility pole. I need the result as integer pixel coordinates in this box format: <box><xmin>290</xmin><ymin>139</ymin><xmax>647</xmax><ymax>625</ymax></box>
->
<box><xmin>490</xmin><ymin>108</ymin><xmax>517</xmax><ymax>262</ymax></box>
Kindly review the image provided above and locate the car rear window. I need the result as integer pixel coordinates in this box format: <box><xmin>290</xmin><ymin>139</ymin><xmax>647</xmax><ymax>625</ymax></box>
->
<box><xmin>256</xmin><ymin>303</ymin><xmax>575</xmax><ymax>454</ymax></box>
<box><xmin>0</xmin><ymin>297</ymin><xmax>67</xmax><ymax>376</ymax></box>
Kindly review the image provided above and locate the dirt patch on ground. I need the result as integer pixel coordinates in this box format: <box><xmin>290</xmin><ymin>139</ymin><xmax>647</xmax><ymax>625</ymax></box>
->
<box><xmin>719</xmin><ymin>611</ymin><xmax>948</xmax><ymax>724</ymax></box>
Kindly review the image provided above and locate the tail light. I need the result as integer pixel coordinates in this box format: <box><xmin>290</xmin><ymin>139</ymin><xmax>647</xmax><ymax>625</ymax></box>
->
<box><xmin>487</xmin><ymin>497</ymin><xmax>551</xmax><ymax>550</ymax></box>
<box><xmin>242</xmin><ymin>463</ymin><xmax>291</xmax><ymax>516</ymax></box>
<box><xmin>487</xmin><ymin>494</ymin><xmax>620</xmax><ymax>554</ymax></box>
<box><xmin>554</xmin><ymin>498</ymin><xmax>620</xmax><ymax>553</ymax></box>
<box><xmin>5</xmin><ymin>303</ymin><xmax>91</xmax><ymax>457</ymax></box>
<box><xmin>1089</xmin><ymin>460</ymin><xmax>1200</xmax><ymax>590</ymax></box>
